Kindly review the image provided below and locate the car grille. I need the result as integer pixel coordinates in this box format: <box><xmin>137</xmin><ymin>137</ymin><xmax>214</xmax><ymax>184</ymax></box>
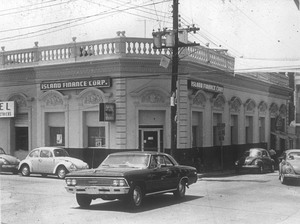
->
<box><xmin>75</xmin><ymin>177</ymin><xmax>116</xmax><ymax>186</ymax></box>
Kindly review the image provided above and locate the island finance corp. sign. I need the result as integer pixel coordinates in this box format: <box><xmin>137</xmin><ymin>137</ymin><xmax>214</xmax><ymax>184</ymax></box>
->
<box><xmin>40</xmin><ymin>77</ymin><xmax>111</xmax><ymax>91</ymax></box>
<box><xmin>188</xmin><ymin>80</ymin><xmax>224</xmax><ymax>93</ymax></box>
<box><xmin>0</xmin><ymin>101</ymin><xmax>15</xmax><ymax>118</ymax></box>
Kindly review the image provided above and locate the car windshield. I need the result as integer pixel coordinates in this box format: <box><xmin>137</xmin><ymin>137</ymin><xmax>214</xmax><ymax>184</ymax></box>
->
<box><xmin>53</xmin><ymin>148</ymin><xmax>69</xmax><ymax>157</ymax></box>
<box><xmin>288</xmin><ymin>152</ymin><xmax>300</xmax><ymax>160</ymax></box>
<box><xmin>0</xmin><ymin>148</ymin><xmax>5</xmax><ymax>154</ymax></box>
<box><xmin>99</xmin><ymin>154</ymin><xmax>150</xmax><ymax>168</ymax></box>
<box><xmin>249</xmin><ymin>149</ymin><xmax>262</xmax><ymax>157</ymax></box>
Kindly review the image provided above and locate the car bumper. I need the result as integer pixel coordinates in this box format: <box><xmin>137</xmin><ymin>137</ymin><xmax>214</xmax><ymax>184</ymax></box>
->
<box><xmin>239</xmin><ymin>165</ymin><xmax>260</xmax><ymax>170</ymax></box>
<box><xmin>282</xmin><ymin>173</ymin><xmax>300</xmax><ymax>180</ymax></box>
<box><xmin>65</xmin><ymin>186</ymin><xmax>130</xmax><ymax>195</ymax></box>
<box><xmin>0</xmin><ymin>164</ymin><xmax>19</xmax><ymax>172</ymax></box>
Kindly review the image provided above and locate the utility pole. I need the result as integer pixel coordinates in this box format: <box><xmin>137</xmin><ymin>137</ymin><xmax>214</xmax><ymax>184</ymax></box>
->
<box><xmin>152</xmin><ymin>0</ymin><xmax>199</xmax><ymax>153</ymax></box>
<box><xmin>171</xmin><ymin>0</ymin><xmax>179</xmax><ymax>152</ymax></box>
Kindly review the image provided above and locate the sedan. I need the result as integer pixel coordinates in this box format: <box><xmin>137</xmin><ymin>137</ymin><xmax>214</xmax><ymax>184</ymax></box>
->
<box><xmin>65</xmin><ymin>151</ymin><xmax>198</xmax><ymax>209</ymax></box>
<box><xmin>0</xmin><ymin>147</ymin><xmax>20</xmax><ymax>174</ymax></box>
<box><xmin>19</xmin><ymin>147</ymin><xmax>89</xmax><ymax>179</ymax></box>
<box><xmin>279</xmin><ymin>149</ymin><xmax>300</xmax><ymax>184</ymax></box>
<box><xmin>235</xmin><ymin>148</ymin><xmax>275</xmax><ymax>173</ymax></box>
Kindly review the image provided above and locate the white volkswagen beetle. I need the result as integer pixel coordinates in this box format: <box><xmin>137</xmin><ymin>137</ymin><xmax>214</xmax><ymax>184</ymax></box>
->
<box><xmin>19</xmin><ymin>147</ymin><xmax>89</xmax><ymax>179</ymax></box>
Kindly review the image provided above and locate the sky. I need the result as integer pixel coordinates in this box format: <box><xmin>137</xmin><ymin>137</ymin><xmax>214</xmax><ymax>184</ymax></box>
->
<box><xmin>0</xmin><ymin>0</ymin><xmax>300</xmax><ymax>72</ymax></box>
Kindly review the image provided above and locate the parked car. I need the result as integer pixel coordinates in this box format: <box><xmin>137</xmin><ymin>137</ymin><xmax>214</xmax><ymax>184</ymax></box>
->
<box><xmin>65</xmin><ymin>151</ymin><xmax>198</xmax><ymax>209</ymax></box>
<box><xmin>0</xmin><ymin>147</ymin><xmax>20</xmax><ymax>174</ymax></box>
<box><xmin>278</xmin><ymin>149</ymin><xmax>300</xmax><ymax>184</ymax></box>
<box><xmin>18</xmin><ymin>147</ymin><xmax>89</xmax><ymax>179</ymax></box>
<box><xmin>235</xmin><ymin>148</ymin><xmax>275</xmax><ymax>173</ymax></box>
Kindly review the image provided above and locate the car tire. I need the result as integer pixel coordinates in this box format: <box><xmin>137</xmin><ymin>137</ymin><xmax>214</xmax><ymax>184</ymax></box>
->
<box><xmin>259</xmin><ymin>165</ymin><xmax>264</xmax><ymax>174</ymax></box>
<box><xmin>20</xmin><ymin>164</ymin><xmax>30</xmax><ymax>176</ymax></box>
<box><xmin>128</xmin><ymin>185</ymin><xmax>143</xmax><ymax>208</ymax></box>
<box><xmin>173</xmin><ymin>179</ymin><xmax>186</xmax><ymax>199</ymax></box>
<box><xmin>76</xmin><ymin>194</ymin><xmax>92</xmax><ymax>208</ymax></box>
<box><xmin>57</xmin><ymin>166</ymin><xmax>67</xmax><ymax>179</ymax></box>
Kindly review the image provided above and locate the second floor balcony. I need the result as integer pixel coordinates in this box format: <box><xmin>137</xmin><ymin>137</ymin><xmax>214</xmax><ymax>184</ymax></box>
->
<box><xmin>0</xmin><ymin>33</ymin><xmax>235</xmax><ymax>73</ymax></box>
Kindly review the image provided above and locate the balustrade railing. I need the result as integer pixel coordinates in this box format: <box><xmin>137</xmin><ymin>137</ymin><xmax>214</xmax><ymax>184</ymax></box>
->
<box><xmin>0</xmin><ymin>36</ymin><xmax>234</xmax><ymax>73</ymax></box>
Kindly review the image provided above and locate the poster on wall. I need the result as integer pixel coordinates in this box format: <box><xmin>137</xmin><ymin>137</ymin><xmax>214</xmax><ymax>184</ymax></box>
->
<box><xmin>56</xmin><ymin>134</ymin><xmax>63</xmax><ymax>145</ymax></box>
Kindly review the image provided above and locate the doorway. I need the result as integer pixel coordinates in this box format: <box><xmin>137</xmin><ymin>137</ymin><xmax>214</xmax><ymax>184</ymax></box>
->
<box><xmin>15</xmin><ymin>127</ymin><xmax>28</xmax><ymax>151</ymax></box>
<box><xmin>139</xmin><ymin>126</ymin><xmax>163</xmax><ymax>152</ymax></box>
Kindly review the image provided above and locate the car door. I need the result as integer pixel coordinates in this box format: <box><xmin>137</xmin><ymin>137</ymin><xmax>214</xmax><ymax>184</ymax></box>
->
<box><xmin>39</xmin><ymin>149</ymin><xmax>55</xmax><ymax>174</ymax></box>
<box><xmin>145</xmin><ymin>155</ymin><xmax>165</xmax><ymax>193</ymax></box>
<box><xmin>262</xmin><ymin>150</ymin><xmax>272</xmax><ymax>169</ymax></box>
<box><xmin>158</xmin><ymin>155</ymin><xmax>179</xmax><ymax>190</ymax></box>
<box><xmin>28</xmin><ymin>149</ymin><xmax>40</xmax><ymax>173</ymax></box>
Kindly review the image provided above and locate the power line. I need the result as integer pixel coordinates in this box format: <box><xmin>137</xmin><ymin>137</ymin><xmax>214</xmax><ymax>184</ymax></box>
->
<box><xmin>1</xmin><ymin>0</ymin><xmax>171</xmax><ymax>43</ymax></box>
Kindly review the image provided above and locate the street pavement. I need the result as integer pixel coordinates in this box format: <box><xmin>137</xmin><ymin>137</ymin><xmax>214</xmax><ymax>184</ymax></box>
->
<box><xmin>1</xmin><ymin>171</ymin><xmax>300</xmax><ymax>224</ymax></box>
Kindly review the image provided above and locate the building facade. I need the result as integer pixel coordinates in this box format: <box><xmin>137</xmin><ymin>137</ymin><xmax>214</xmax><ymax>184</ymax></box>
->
<box><xmin>0</xmin><ymin>33</ymin><xmax>293</xmax><ymax>169</ymax></box>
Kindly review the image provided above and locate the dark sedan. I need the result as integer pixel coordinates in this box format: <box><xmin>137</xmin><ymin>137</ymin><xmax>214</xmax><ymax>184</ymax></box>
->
<box><xmin>65</xmin><ymin>151</ymin><xmax>198</xmax><ymax>208</ymax></box>
<box><xmin>235</xmin><ymin>148</ymin><xmax>275</xmax><ymax>174</ymax></box>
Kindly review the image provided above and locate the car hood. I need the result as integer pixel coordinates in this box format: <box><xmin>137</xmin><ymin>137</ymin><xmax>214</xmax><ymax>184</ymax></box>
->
<box><xmin>0</xmin><ymin>154</ymin><xmax>19</xmax><ymax>164</ymax></box>
<box><xmin>57</xmin><ymin>157</ymin><xmax>87</xmax><ymax>168</ymax></box>
<box><xmin>288</xmin><ymin>160</ymin><xmax>300</xmax><ymax>174</ymax></box>
<box><xmin>244</xmin><ymin>157</ymin><xmax>256</xmax><ymax>165</ymax></box>
<box><xmin>66</xmin><ymin>167</ymin><xmax>139</xmax><ymax>177</ymax></box>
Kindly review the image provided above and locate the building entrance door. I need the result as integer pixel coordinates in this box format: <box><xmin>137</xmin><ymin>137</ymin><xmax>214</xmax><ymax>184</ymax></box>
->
<box><xmin>139</xmin><ymin>126</ymin><xmax>163</xmax><ymax>152</ymax></box>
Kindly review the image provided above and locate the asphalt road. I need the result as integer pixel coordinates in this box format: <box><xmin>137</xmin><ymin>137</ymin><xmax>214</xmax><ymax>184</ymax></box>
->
<box><xmin>1</xmin><ymin>171</ymin><xmax>300</xmax><ymax>224</ymax></box>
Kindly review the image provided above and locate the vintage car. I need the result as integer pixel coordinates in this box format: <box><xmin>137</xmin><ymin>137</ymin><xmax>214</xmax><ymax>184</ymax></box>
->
<box><xmin>65</xmin><ymin>151</ymin><xmax>198</xmax><ymax>208</ymax></box>
<box><xmin>0</xmin><ymin>147</ymin><xmax>20</xmax><ymax>174</ymax></box>
<box><xmin>235</xmin><ymin>148</ymin><xmax>275</xmax><ymax>173</ymax></box>
<box><xmin>19</xmin><ymin>147</ymin><xmax>89</xmax><ymax>179</ymax></box>
<box><xmin>279</xmin><ymin>149</ymin><xmax>300</xmax><ymax>184</ymax></box>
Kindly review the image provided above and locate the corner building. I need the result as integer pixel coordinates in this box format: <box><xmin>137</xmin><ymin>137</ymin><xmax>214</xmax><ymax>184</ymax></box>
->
<box><xmin>0</xmin><ymin>33</ymin><xmax>293</xmax><ymax>170</ymax></box>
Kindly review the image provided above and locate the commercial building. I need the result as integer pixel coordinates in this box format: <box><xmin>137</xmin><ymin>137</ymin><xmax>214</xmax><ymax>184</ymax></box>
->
<box><xmin>0</xmin><ymin>33</ymin><xmax>294</xmax><ymax>170</ymax></box>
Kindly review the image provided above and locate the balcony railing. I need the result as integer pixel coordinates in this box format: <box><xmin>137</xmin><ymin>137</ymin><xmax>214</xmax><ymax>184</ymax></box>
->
<box><xmin>0</xmin><ymin>35</ymin><xmax>235</xmax><ymax>73</ymax></box>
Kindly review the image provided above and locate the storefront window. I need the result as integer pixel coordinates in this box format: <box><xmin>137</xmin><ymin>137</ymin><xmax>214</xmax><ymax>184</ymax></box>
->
<box><xmin>88</xmin><ymin>127</ymin><xmax>106</xmax><ymax>147</ymax></box>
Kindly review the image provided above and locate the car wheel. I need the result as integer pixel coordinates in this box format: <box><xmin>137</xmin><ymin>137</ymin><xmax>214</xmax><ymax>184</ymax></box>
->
<box><xmin>280</xmin><ymin>174</ymin><xmax>286</xmax><ymax>184</ymax></box>
<box><xmin>259</xmin><ymin>165</ymin><xmax>264</xmax><ymax>174</ymax></box>
<box><xmin>20</xmin><ymin>164</ymin><xmax>30</xmax><ymax>176</ymax></box>
<box><xmin>173</xmin><ymin>179</ymin><xmax>186</xmax><ymax>199</ymax></box>
<box><xmin>57</xmin><ymin>166</ymin><xmax>67</xmax><ymax>179</ymax></box>
<box><xmin>76</xmin><ymin>194</ymin><xmax>91</xmax><ymax>208</ymax></box>
<box><xmin>128</xmin><ymin>185</ymin><xmax>143</xmax><ymax>208</ymax></box>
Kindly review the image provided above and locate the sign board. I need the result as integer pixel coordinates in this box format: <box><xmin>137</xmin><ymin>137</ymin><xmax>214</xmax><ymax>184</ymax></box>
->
<box><xmin>99</xmin><ymin>103</ymin><xmax>116</xmax><ymax>121</ymax></box>
<box><xmin>0</xmin><ymin>101</ymin><xmax>15</xmax><ymax>118</ymax></box>
<box><xmin>41</xmin><ymin>77</ymin><xmax>111</xmax><ymax>91</ymax></box>
<box><xmin>188</xmin><ymin>80</ymin><xmax>224</xmax><ymax>93</ymax></box>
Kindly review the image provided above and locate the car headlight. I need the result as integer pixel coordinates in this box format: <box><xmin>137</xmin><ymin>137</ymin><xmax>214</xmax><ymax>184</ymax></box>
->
<box><xmin>285</xmin><ymin>163</ymin><xmax>294</xmax><ymax>174</ymax></box>
<box><xmin>70</xmin><ymin>163</ymin><xmax>77</xmax><ymax>170</ymax></box>
<box><xmin>112</xmin><ymin>179</ymin><xmax>127</xmax><ymax>187</ymax></box>
<box><xmin>0</xmin><ymin>158</ymin><xmax>8</xmax><ymax>165</ymax></box>
<box><xmin>66</xmin><ymin>178</ymin><xmax>77</xmax><ymax>186</ymax></box>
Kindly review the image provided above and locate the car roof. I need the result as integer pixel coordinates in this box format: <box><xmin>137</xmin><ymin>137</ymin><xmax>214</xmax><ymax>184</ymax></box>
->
<box><xmin>249</xmin><ymin>148</ymin><xmax>266</xmax><ymax>151</ymax></box>
<box><xmin>32</xmin><ymin>147</ymin><xmax>64</xmax><ymax>151</ymax></box>
<box><xmin>108</xmin><ymin>151</ymin><xmax>169</xmax><ymax>156</ymax></box>
<box><xmin>285</xmin><ymin>149</ymin><xmax>300</xmax><ymax>153</ymax></box>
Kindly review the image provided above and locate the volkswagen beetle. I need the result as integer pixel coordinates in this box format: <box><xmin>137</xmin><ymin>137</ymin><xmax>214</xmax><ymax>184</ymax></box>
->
<box><xmin>0</xmin><ymin>147</ymin><xmax>20</xmax><ymax>174</ymax></box>
<box><xmin>279</xmin><ymin>149</ymin><xmax>300</xmax><ymax>184</ymax></box>
<box><xmin>235</xmin><ymin>148</ymin><xmax>275</xmax><ymax>173</ymax></box>
<box><xmin>19</xmin><ymin>147</ymin><xmax>89</xmax><ymax>179</ymax></box>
